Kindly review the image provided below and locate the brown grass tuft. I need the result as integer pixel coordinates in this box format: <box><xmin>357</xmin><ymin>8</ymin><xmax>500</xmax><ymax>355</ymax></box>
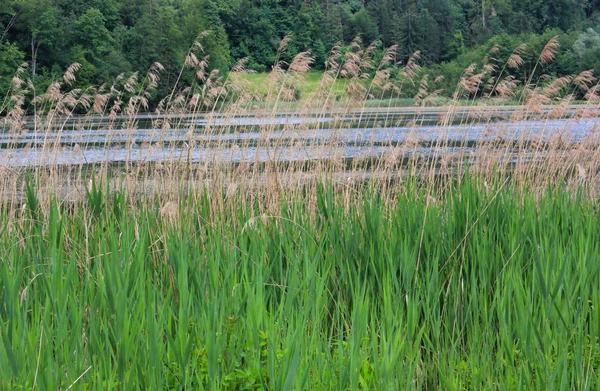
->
<box><xmin>540</xmin><ymin>36</ymin><xmax>559</xmax><ymax>65</ymax></box>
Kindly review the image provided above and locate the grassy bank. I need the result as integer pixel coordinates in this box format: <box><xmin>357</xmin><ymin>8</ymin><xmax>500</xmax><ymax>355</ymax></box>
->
<box><xmin>230</xmin><ymin>71</ymin><xmax>590</xmax><ymax>109</ymax></box>
<box><xmin>1</xmin><ymin>178</ymin><xmax>599</xmax><ymax>390</ymax></box>
<box><xmin>233</xmin><ymin>71</ymin><xmax>348</xmax><ymax>97</ymax></box>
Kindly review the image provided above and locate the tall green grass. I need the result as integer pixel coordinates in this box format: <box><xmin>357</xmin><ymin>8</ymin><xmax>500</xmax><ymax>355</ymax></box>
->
<box><xmin>1</xmin><ymin>177</ymin><xmax>598</xmax><ymax>390</ymax></box>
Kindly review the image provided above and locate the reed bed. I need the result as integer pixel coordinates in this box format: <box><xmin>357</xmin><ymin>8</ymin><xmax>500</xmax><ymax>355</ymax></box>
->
<box><xmin>1</xmin><ymin>178</ymin><xmax>600</xmax><ymax>389</ymax></box>
<box><xmin>0</xmin><ymin>35</ymin><xmax>598</xmax><ymax>207</ymax></box>
<box><xmin>0</xmin><ymin>36</ymin><xmax>600</xmax><ymax>389</ymax></box>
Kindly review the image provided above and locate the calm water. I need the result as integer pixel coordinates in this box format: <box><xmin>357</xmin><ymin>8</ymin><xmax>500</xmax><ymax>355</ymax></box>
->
<box><xmin>1</xmin><ymin>112</ymin><xmax>599</xmax><ymax>167</ymax></box>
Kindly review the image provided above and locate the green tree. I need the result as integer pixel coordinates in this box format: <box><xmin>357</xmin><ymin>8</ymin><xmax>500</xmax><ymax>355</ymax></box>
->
<box><xmin>124</xmin><ymin>3</ymin><xmax>183</xmax><ymax>90</ymax></box>
<box><xmin>321</xmin><ymin>2</ymin><xmax>344</xmax><ymax>47</ymax></box>
<box><xmin>75</xmin><ymin>8</ymin><xmax>114</xmax><ymax>62</ymax></box>
<box><xmin>1</xmin><ymin>0</ymin><xmax>18</xmax><ymax>43</ymax></box>
<box><xmin>184</xmin><ymin>0</ymin><xmax>231</xmax><ymax>73</ymax></box>
<box><xmin>572</xmin><ymin>27</ymin><xmax>600</xmax><ymax>73</ymax></box>
<box><xmin>18</xmin><ymin>0</ymin><xmax>63</xmax><ymax>76</ymax></box>
<box><xmin>227</xmin><ymin>0</ymin><xmax>279</xmax><ymax>70</ymax></box>
<box><xmin>352</xmin><ymin>7</ymin><xmax>379</xmax><ymax>44</ymax></box>
<box><xmin>0</xmin><ymin>41</ymin><xmax>25</xmax><ymax>97</ymax></box>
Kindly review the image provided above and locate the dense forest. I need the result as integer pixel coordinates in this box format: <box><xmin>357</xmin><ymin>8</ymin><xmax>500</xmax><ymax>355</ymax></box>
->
<box><xmin>1</xmin><ymin>0</ymin><xmax>600</xmax><ymax>102</ymax></box>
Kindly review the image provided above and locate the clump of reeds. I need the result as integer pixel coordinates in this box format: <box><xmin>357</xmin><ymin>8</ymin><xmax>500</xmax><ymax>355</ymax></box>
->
<box><xmin>0</xmin><ymin>175</ymin><xmax>599</xmax><ymax>389</ymax></box>
<box><xmin>0</xmin><ymin>34</ymin><xmax>598</xmax><ymax>212</ymax></box>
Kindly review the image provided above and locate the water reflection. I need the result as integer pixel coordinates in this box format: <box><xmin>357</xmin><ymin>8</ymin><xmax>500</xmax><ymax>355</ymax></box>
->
<box><xmin>1</xmin><ymin>116</ymin><xmax>599</xmax><ymax>167</ymax></box>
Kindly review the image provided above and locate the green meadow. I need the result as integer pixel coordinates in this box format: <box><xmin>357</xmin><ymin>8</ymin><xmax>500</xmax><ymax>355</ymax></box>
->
<box><xmin>232</xmin><ymin>71</ymin><xmax>349</xmax><ymax>103</ymax></box>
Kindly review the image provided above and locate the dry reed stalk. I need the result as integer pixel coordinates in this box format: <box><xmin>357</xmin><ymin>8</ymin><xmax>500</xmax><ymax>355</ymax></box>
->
<box><xmin>2</xmin><ymin>36</ymin><xmax>600</xmax><ymax>215</ymax></box>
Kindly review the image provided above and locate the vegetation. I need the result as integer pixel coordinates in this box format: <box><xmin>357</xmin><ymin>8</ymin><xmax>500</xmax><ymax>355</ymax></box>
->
<box><xmin>234</xmin><ymin>71</ymin><xmax>348</xmax><ymax>99</ymax></box>
<box><xmin>1</xmin><ymin>25</ymin><xmax>600</xmax><ymax>390</ymax></box>
<box><xmin>1</xmin><ymin>176</ymin><xmax>599</xmax><ymax>390</ymax></box>
<box><xmin>2</xmin><ymin>0</ymin><xmax>600</xmax><ymax>103</ymax></box>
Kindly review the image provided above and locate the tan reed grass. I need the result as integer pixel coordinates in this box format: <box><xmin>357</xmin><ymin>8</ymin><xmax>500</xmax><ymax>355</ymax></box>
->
<box><xmin>0</xmin><ymin>35</ymin><xmax>599</xmax><ymax>221</ymax></box>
